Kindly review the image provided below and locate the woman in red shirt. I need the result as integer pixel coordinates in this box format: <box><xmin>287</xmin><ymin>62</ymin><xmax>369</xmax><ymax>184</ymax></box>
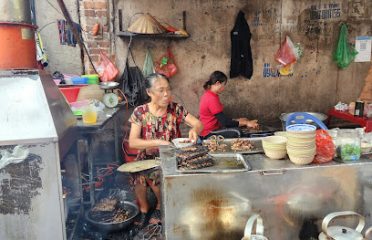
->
<box><xmin>199</xmin><ymin>71</ymin><xmax>258</xmax><ymax>138</ymax></box>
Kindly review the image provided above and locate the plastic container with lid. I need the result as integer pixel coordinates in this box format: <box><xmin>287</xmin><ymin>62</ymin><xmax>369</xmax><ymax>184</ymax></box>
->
<box><xmin>82</xmin><ymin>105</ymin><xmax>97</xmax><ymax>124</ymax></box>
<box><xmin>82</xmin><ymin>74</ymin><xmax>99</xmax><ymax>84</ymax></box>
<box><xmin>72</xmin><ymin>76</ymin><xmax>88</xmax><ymax>84</ymax></box>
<box><xmin>337</xmin><ymin>129</ymin><xmax>361</xmax><ymax>161</ymax></box>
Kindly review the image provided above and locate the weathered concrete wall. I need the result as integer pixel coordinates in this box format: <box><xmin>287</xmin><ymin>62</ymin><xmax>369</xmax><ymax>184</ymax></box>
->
<box><xmin>35</xmin><ymin>0</ymin><xmax>83</xmax><ymax>74</ymax></box>
<box><xmin>115</xmin><ymin>0</ymin><xmax>371</xmax><ymax>122</ymax></box>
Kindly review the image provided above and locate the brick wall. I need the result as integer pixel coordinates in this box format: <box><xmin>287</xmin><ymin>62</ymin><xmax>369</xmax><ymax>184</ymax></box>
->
<box><xmin>79</xmin><ymin>0</ymin><xmax>112</xmax><ymax>74</ymax></box>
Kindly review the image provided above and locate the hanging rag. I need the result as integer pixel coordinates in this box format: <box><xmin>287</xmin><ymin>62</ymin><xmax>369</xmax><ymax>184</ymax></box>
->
<box><xmin>333</xmin><ymin>23</ymin><xmax>358</xmax><ymax>69</ymax></box>
<box><xmin>57</xmin><ymin>19</ymin><xmax>81</xmax><ymax>47</ymax></box>
<box><xmin>230</xmin><ymin>10</ymin><xmax>253</xmax><ymax>79</ymax></box>
<box><xmin>35</xmin><ymin>32</ymin><xmax>48</xmax><ymax>67</ymax></box>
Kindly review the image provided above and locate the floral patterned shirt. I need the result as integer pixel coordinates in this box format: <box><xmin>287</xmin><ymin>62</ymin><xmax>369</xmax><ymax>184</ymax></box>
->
<box><xmin>129</xmin><ymin>102</ymin><xmax>189</xmax><ymax>160</ymax></box>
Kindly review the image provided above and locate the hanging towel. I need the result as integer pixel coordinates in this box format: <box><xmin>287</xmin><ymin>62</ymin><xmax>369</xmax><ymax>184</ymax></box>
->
<box><xmin>230</xmin><ymin>11</ymin><xmax>253</xmax><ymax>79</ymax></box>
<box><xmin>35</xmin><ymin>32</ymin><xmax>48</xmax><ymax>67</ymax></box>
<box><xmin>57</xmin><ymin>19</ymin><xmax>81</xmax><ymax>47</ymax></box>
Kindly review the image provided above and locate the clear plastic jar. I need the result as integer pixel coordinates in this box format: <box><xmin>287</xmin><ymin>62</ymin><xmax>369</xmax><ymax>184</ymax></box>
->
<box><xmin>337</xmin><ymin>129</ymin><xmax>361</xmax><ymax>161</ymax></box>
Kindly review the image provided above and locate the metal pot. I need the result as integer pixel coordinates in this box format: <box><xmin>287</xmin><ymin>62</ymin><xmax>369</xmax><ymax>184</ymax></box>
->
<box><xmin>85</xmin><ymin>201</ymin><xmax>139</xmax><ymax>232</ymax></box>
<box><xmin>241</xmin><ymin>214</ymin><xmax>268</xmax><ymax>240</ymax></box>
<box><xmin>318</xmin><ymin>211</ymin><xmax>365</xmax><ymax>240</ymax></box>
<box><xmin>366</xmin><ymin>227</ymin><xmax>372</xmax><ymax>239</ymax></box>
<box><xmin>280</xmin><ymin>112</ymin><xmax>328</xmax><ymax>130</ymax></box>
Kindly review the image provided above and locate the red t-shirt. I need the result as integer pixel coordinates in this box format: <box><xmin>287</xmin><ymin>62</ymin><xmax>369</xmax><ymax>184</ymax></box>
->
<box><xmin>199</xmin><ymin>90</ymin><xmax>224</xmax><ymax>136</ymax></box>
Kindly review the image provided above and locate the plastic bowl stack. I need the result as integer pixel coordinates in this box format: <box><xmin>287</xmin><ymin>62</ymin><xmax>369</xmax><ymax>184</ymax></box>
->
<box><xmin>262</xmin><ymin>136</ymin><xmax>288</xmax><ymax>160</ymax></box>
<box><xmin>286</xmin><ymin>124</ymin><xmax>316</xmax><ymax>165</ymax></box>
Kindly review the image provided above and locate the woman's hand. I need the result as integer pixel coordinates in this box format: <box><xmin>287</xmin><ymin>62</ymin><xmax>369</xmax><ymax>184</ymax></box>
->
<box><xmin>246</xmin><ymin>120</ymin><xmax>259</xmax><ymax>129</ymax></box>
<box><xmin>185</xmin><ymin>113</ymin><xmax>203</xmax><ymax>142</ymax></box>
<box><xmin>188</xmin><ymin>128</ymin><xmax>199</xmax><ymax>143</ymax></box>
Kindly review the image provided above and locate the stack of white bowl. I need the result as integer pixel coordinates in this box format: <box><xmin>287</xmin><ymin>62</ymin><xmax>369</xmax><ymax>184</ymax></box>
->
<box><xmin>286</xmin><ymin>124</ymin><xmax>316</xmax><ymax>165</ymax></box>
<box><xmin>262</xmin><ymin>136</ymin><xmax>288</xmax><ymax>160</ymax></box>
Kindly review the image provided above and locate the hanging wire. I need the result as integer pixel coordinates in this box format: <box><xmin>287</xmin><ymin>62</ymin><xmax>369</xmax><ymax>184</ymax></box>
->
<box><xmin>38</xmin><ymin>21</ymin><xmax>57</xmax><ymax>32</ymax></box>
<box><xmin>46</xmin><ymin>0</ymin><xmax>64</xmax><ymax>16</ymax></box>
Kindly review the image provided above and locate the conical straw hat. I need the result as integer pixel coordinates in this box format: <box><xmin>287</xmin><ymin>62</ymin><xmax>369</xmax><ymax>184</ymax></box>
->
<box><xmin>128</xmin><ymin>13</ymin><xmax>165</xmax><ymax>34</ymax></box>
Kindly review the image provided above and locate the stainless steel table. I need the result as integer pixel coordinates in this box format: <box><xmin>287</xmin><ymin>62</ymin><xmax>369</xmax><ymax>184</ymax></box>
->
<box><xmin>161</xmin><ymin>150</ymin><xmax>372</xmax><ymax>240</ymax></box>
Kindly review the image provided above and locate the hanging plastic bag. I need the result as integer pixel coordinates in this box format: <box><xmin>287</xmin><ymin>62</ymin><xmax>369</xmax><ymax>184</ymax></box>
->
<box><xmin>142</xmin><ymin>48</ymin><xmax>155</xmax><ymax>77</ymax></box>
<box><xmin>278</xmin><ymin>63</ymin><xmax>295</xmax><ymax>76</ymax></box>
<box><xmin>333</xmin><ymin>23</ymin><xmax>358</xmax><ymax>69</ymax></box>
<box><xmin>97</xmin><ymin>51</ymin><xmax>119</xmax><ymax>82</ymax></box>
<box><xmin>313</xmin><ymin>130</ymin><xmax>335</xmax><ymax>164</ymax></box>
<box><xmin>275</xmin><ymin>36</ymin><xmax>297</xmax><ymax>66</ymax></box>
<box><xmin>155</xmin><ymin>48</ymin><xmax>178</xmax><ymax>78</ymax></box>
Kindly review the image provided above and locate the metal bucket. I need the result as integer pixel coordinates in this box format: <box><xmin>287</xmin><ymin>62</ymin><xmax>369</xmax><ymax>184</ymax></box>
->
<box><xmin>0</xmin><ymin>23</ymin><xmax>37</xmax><ymax>69</ymax></box>
<box><xmin>0</xmin><ymin>0</ymin><xmax>36</xmax><ymax>69</ymax></box>
<box><xmin>280</xmin><ymin>112</ymin><xmax>327</xmax><ymax>130</ymax></box>
<box><xmin>0</xmin><ymin>0</ymin><xmax>32</xmax><ymax>24</ymax></box>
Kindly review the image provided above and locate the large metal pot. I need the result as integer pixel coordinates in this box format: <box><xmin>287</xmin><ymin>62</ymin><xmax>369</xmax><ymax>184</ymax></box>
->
<box><xmin>318</xmin><ymin>211</ymin><xmax>365</xmax><ymax>240</ymax></box>
<box><xmin>280</xmin><ymin>112</ymin><xmax>328</xmax><ymax>130</ymax></box>
<box><xmin>85</xmin><ymin>201</ymin><xmax>139</xmax><ymax>232</ymax></box>
<box><xmin>0</xmin><ymin>0</ymin><xmax>32</xmax><ymax>23</ymax></box>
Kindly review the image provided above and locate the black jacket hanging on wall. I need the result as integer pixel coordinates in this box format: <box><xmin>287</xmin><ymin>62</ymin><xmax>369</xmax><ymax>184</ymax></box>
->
<box><xmin>230</xmin><ymin>11</ymin><xmax>253</xmax><ymax>79</ymax></box>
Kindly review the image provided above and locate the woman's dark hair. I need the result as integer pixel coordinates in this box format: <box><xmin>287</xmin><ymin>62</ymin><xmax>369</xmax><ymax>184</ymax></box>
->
<box><xmin>145</xmin><ymin>73</ymin><xmax>170</xmax><ymax>89</ymax></box>
<box><xmin>203</xmin><ymin>71</ymin><xmax>228</xmax><ymax>89</ymax></box>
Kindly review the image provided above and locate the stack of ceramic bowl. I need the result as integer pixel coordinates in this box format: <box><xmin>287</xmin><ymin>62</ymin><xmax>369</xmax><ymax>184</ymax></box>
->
<box><xmin>262</xmin><ymin>136</ymin><xmax>288</xmax><ymax>160</ymax></box>
<box><xmin>286</xmin><ymin>124</ymin><xmax>316</xmax><ymax>165</ymax></box>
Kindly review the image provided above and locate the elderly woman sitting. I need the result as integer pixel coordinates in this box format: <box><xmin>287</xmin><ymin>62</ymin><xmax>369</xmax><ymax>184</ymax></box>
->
<box><xmin>128</xmin><ymin>73</ymin><xmax>203</xmax><ymax>227</ymax></box>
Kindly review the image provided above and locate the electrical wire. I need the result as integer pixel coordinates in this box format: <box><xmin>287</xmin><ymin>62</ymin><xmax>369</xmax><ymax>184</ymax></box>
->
<box><xmin>46</xmin><ymin>0</ymin><xmax>64</xmax><ymax>16</ymax></box>
<box><xmin>38</xmin><ymin>21</ymin><xmax>57</xmax><ymax>32</ymax></box>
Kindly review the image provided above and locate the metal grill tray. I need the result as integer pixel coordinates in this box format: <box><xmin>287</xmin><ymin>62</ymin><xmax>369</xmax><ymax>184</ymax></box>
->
<box><xmin>176</xmin><ymin>153</ymin><xmax>251</xmax><ymax>173</ymax></box>
<box><xmin>203</xmin><ymin>137</ymin><xmax>264</xmax><ymax>154</ymax></box>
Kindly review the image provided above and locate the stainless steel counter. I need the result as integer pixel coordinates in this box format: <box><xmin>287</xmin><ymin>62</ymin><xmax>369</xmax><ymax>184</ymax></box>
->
<box><xmin>161</xmin><ymin>150</ymin><xmax>372</xmax><ymax>240</ymax></box>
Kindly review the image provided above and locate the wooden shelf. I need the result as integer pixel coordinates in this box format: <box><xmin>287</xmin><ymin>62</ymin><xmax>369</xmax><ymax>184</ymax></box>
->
<box><xmin>116</xmin><ymin>31</ymin><xmax>189</xmax><ymax>40</ymax></box>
